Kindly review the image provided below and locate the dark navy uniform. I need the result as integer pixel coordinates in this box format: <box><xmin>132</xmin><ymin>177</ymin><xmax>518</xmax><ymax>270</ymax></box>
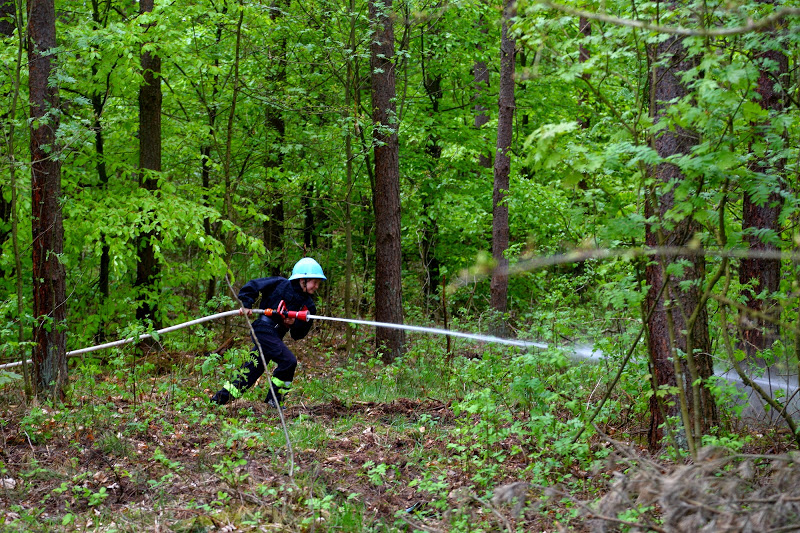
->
<box><xmin>212</xmin><ymin>277</ymin><xmax>316</xmax><ymax>406</ymax></box>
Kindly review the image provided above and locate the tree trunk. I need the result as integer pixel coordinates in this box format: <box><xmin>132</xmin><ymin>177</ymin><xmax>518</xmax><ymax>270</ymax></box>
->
<box><xmin>202</xmin><ymin>4</ymin><xmax>225</xmax><ymax>302</ymax></box>
<box><xmin>575</xmin><ymin>17</ymin><xmax>592</xmax><ymax>191</ymax></box>
<box><xmin>90</xmin><ymin>0</ymin><xmax>111</xmax><ymax>337</ymax></box>
<box><xmin>5</xmin><ymin>0</ymin><xmax>31</xmax><ymax>397</ymax></box>
<box><xmin>303</xmin><ymin>183</ymin><xmax>316</xmax><ymax>249</ymax></box>
<box><xmin>646</xmin><ymin>28</ymin><xmax>715</xmax><ymax>452</ymax></box>
<box><xmin>0</xmin><ymin>0</ymin><xmax>14</xmax><ymax>36</ymax></box>
<box><xmin>262</xmin><ymin>0</ymin><xmax>288</xmax><ymax>276</ymax></box>
<box><xmin>739</xmin><ymin>46</ymin><xmax>787</xmax><ymax>362</ymax></box>
<box><xmin>1</xmin><ymin>0</ymin><xmax>15</xmax><ymax>252</ymax></box>
<box><xmin>0</xmin><ymin>192</ymin><xmax>9</xmax><ymax>251</ymax></box>
<box><xmin>421</xmin><ymin>23</ymin><xmax>442</xmax><ymax>314</ymax></box>
<box><xmin>28</xmin><ymin>0</ymin><xmax>67</xmax><ymax>399</ymax></box>
<box><xmin>370</xmin><ymin>0</ymin><xmax>405</xmax><ymax>362</ymax></box>
<box><xmin>490</xmin><ymin>0</ymin><xmax>515</xmax><ymax>335</ymax></box>
<box><xmin>0</xmin><ymin>183</ymin><xmax>9</xmax><ymax>257</ymax></box>
<box><xmin>263</xmin><ymin>95</ymin><xmax>285</xmax><ymax>275</ymax></box>
<box><xmin>344</xmin><ymin>0</ymin><xmax>357</xmax><ymax>354</ymax></box>
<box><xmin>473</xmin><ymin>17</ymin><xmax>490</xmax><ymax>169</ymax></box>
<box><xmin>135</xmin><ymin>0</ymin><xmax>162</xmax><ymax>326</ymax></box>
<box><xmin>577</xmin><ymin>16</ymin><xmax>591</xmax><ymax>130</ymax></box>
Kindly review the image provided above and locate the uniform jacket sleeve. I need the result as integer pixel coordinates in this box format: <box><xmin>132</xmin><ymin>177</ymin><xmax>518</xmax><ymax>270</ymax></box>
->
<box><xmin>237</xmin><ymin>277</ymin><xmax>282</xmax><ymax>309</ymax></box>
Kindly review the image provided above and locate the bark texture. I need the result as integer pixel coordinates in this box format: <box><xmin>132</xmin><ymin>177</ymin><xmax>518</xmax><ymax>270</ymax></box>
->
<box><xmin>490</xmin><ymin>0</ymin><xmax>515</xmax><ymax>334</ymax></box>
<box><xmin>260</xmin><ymin>0</ymin><xmax>287</xmax><ymax>270</ymax></box>
<box><xmin>28</xmin><ymin>0</ymin><xmax>67</xmax><ymax>399</ymax></box>
<box><xmin>0</xmin><ymin>0</ymin><xmax>13</xmax><ymax>36</ymax></box>
<box><xmin>739</xmin><ymin>46</ymin><xmax>787</xmax><ymax>360</ymax></box>
<box><xmin>135</xmin><ymin>0</ymin><xmax>162</xmax><ymax>326</ymax></box>
<box><xmin>646</xmin><ymin>32</ymin><xmax>716</xmax><ymax>449</ymax></box>
<box><xmin>370</xmin><ymin>0</ymin><xmax>405</xmax><ymax>362</ymax></box>
<box><xmin>264</xmin><ymin>78</ymin><xmax>286</xmax><ymax>276</ymax></box>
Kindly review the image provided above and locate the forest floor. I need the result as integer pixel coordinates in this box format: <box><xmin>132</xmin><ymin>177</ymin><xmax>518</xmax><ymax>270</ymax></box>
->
<box><xmin>1</xmin><ymin>328</ymin><xmax>798</xmax><ymax>532</ymax></box>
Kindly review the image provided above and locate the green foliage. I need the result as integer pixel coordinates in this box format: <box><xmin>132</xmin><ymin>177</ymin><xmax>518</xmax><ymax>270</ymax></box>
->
<box><xmin>0</xmin><ymin>370</ymin><xmax>21</xmax><ymax>386</ymax></box>
<box><xmin>212</xmin><ymin>451</ymin><xmax>249</xmax><ymax>488</ymax></box>
<box><xmin>20</xmin><ymin>407</ymin><xmax>54</xmax><ymax>444</ymax></box>
<box><xmin>4</xmin><ymin>0</ymin><xmax>800</xmax><ymax>527</ymax></box>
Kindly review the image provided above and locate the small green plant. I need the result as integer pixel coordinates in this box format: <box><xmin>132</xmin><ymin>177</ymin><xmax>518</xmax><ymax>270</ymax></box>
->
<box><xmin>49</xmin><ymin>473</ymin><xmax>110</xmax><ymax>511</ymax></box>
<box><xmin>302</xmin><ymin>494</ymin><xmax>335</xmax><ymax>527</ymax></box>
<box><xmin>616</xmin><ymin>504</ymin><xmax>655</xmax><ymax>530</ymax></box>
<box><xmin>362</xmin><ymin>461</ymin><xmax>395</xmax><ymax>487</ymax></box>
<box><xmin>212</xmin><ymin>451</ymin><xmax>249</xmax><ymax>488</ymax></box>
<box><xmin>409</xmin><ymin>472</ymin><xmax>451</xmax><ymax>512</ymax></box>
<box><xmin>20</xmin><ymin>407</ymin><xmax>53</xmax><ymax>444</ymax></box>
<box><xmin>212</xmin><ymin>490</ymin><xmax>232</xmax><ymax>506</ymax></box>
<box><xmin>152</xmin><ymin>447</ymin><xmax>183</xmax><ymax>471</ymax></box>
<box><xmin>0</xmin><ymin>370</ymin><xmax>22</xmax><ymax>387</ymax></box>
<box><xmin>701</xmin><ymin>429</ymin><xmax>751</xmax><ymax>452</ymax></box>
<box><xmin>87</xmin><ymin>486</ymin><xmax>109</xmax><ymax>506</ymax></box>
<box><xmin>221</xmin><ymin>420</ymin><xmax>262</xmax><ymax>448</ymax></box>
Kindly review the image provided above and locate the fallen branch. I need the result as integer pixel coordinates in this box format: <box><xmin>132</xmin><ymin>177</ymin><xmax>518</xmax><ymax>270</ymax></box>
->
<box><xmin>534</xmin><ymin>2</ymin><xmax>800</xmax><ymax>37</ymax></box>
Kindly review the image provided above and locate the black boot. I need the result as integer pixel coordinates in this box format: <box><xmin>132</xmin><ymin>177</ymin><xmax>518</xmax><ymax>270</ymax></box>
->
<box><xmin>211</xmin><ymin>389</ymin><xmax>231</xmax><ymax>405</ymax></box>
<box><xmin>265</xmin><ymin>389</ymin><xmax>284</xmax><ymax>408</ymax></box>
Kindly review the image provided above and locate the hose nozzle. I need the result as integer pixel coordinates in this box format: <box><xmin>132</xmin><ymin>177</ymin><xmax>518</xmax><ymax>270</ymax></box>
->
<box><xmin>264</xmin><ymin>300</ymin><xmax>309</xmax><ymax>321</ymax></box>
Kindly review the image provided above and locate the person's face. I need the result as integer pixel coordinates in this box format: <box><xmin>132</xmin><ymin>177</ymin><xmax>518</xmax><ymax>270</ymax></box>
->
<box><xmin>301</xmin><ymin>278</ymin><xmax>321</xmax><ymax>294</ymax></box>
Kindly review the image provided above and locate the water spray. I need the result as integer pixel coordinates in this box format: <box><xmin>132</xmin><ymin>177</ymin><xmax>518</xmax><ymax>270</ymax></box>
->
<box><xmin>263</xmin><ymin>301</ymin><xmax>546</xmax><ymax>348</ymax></box>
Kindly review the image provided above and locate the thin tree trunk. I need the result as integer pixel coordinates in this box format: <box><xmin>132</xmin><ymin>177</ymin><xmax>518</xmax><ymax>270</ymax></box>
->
<box><xmin>90</xmin><ymin>0</ymin><xmax>111</xmax><ymax>338</ymax></box>
<box><xmin>490</xmin><ymin>0</ymin><xmax>515</xmax><ymax>335</ymax></box>
<box><xmin>344</xmin><ymin>0</ymin><xmax>357</xmax><ymax>354</ymax></box>
<box><xmin>135</xmin><ymin>0</ymin><xmax>162</xmax><ymax>327</ymax></box>
<box><xmin>201</xmin><ymin>140</ymin><xmax>218</xmax><ymax>300</ymax></box>
<box><xmin>577</xmin><ymin>16</ymin><xmax>591</xmax><ymax>130</ymax></box>
<box><xmin>221</xmin><ymin>5</ymin><xmax>244</xmax><ymax>265</ymax></box>
<box><xmin>263</xmin><ymin>104</ymin><xmax>285</xmax><ymax>275</ymax></box>
<box><xmin>202</xmin><ymin>3</ymin><xmax>225</xmax><ymax>302</ymax></box>
<box><xmin>574</xmin><ymin>17</ymin><xmax>592</xmax><ymax>191</ymax></box>
<box><xmin>0</xmin><ymin>0</ymin><xmax>14</xmax><ymax>36</ymax></box>
<box><xmin>263</xmin><ymin>0</ymin><xmax>287</xmax><ymax>276</ymax></box>
<box><xmin>421</xmin><ymin>24</ymin><xmax>442</xmax><ymax>314</ymax></box>
<box><xmin>370</xmin><ymin>0</ymin><xmax>404</xmax><ymax>362</ymax></box>
<box><xmin>473</xmin><ymin>17</ymin><xmax>490</xmax><ymax>169</ymax></box>
<box><xmin>739</xmin><ymin>46</ymin><xmax>787</xmax><ymax>363</ymax></box>
<box><xmin>28</xmin><ymin>0</ymin><xmax>67</xmax><ymax>399</ymax></box>
<box><xmin>303</xmin><ymin>183</ymin><xmax>315</xmax><ymax>249</ymax></box>
<box><xmin>4</xmin><ymin>0</ymin><xmax>31</xmax><ymax>398</ymax></box>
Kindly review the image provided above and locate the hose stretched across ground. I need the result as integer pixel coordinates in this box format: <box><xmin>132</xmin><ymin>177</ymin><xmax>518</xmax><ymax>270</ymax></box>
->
<box><xmin>0</xmin><ymin>309</ymin><xmax>245</xmax><ymax>370</ymax></box>
<box><xmin>0</xmin><ymin>309</ymin><xmax>545</xmax><ymax>371</ymax></box>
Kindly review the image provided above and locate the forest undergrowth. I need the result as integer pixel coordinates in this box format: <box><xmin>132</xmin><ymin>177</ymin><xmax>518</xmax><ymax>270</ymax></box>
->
<box><xmin>0</xmin><ymin>319</ymin><xmax>797</xmax><ymax>532</ymax></box>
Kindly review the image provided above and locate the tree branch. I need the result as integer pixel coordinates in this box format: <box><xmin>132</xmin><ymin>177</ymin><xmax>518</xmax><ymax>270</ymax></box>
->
<box><xmin>534</xmin><ymin>2</ymin><xmax>800</xmax><ymax>37</ymax></box>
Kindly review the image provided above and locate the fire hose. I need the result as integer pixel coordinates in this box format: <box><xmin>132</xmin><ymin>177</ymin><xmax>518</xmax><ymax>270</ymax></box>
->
<box><xmin>0</xmin><ymin>304</ymin><xmax>545</xmax><ymax>371</ymax></box>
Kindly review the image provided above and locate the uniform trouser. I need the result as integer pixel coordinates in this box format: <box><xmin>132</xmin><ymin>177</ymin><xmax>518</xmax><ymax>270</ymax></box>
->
<box><xmin>226</xmin><ymin>323</ymin><xmax>297</xmax><ymax>401</ymax></box>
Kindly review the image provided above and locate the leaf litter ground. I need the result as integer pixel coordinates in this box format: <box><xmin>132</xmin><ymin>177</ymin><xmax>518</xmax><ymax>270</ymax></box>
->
<box><xmin>1</xmin><ymin>335</ymin><xmax>798</xmax><ymax>531</ymax></box>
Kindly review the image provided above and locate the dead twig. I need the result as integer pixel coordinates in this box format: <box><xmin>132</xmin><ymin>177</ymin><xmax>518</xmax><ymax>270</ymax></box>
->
<box><xmin>471</xmin><ymin>495</ymin><xmax>514</xmax><ymax>533</ymax></box>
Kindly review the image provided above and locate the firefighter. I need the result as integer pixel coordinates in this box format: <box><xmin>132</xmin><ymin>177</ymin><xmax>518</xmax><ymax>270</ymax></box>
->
<box><xmin>211</xmin><ymin>257</ymin><xmax>325</xmax><ymax>407</ymax></box>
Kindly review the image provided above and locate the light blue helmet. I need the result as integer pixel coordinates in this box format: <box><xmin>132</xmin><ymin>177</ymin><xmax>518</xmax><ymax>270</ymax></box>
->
<box><xmin>289</xmin><ymin>257</ymin><xmax>327</xmax><ymax>281</ymax></box>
